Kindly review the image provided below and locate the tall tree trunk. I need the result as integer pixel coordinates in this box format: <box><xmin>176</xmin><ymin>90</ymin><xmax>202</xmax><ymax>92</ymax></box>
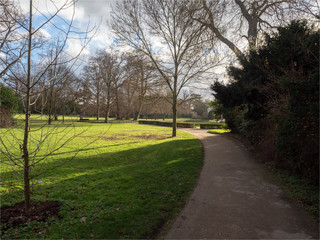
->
<box><xmin>96</xmin><ymin>92</ymin><xmax>100</xmax><ymax>121</ymax></box>
<box><xmin>172</xmin><ymin>63</ymin><xmax>178</xmax><ymax>137</ymax></box>
<box><xmin>172</xmin><ymin>94</ymin><xmax>177</xmax><ymax>137</ymax></box>
<box><xmin>135</xmin><ymin>103</ymin><xmax>143</xmax><ymax>120</ymax></box>
<box><xmin>23</xmin><ymin>0</ymin><xmax>33</xmax><ymax>213</ymax></box>
<box><xmin>135</xmin><ymin>80</ymin><xmax>145</xmax><ymax>120</ymax></box>
<box><xmin>248</xmin><ymin>19</ymin><xmax>258</xmax><ymax>50</ymax></box>
<box><xmin>48</xmin><ymin>82</ymin><xmax>53</xmax><ymax>125</ymax></box>
<box><xmin>115</xmin><ymin>90</ymin><xmax>120</xmax><ymax>120</ymax></box>
<box><xmin>53</xmin><ymin>91</ymin><xmax>58</xmax><ymax>121</ymax></box>
<box><xmin>105</xmin><ymin>98</ymin><xmax>110</xmax><ymax>123</ymax></box>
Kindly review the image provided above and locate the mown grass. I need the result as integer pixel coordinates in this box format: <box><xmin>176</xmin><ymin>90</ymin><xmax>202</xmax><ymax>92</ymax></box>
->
<box><xmin>13</xmin><ymin>114</ymin><xmax>221</xmax><ymax>125</ymax></box>
<box><xmin>208</xmin><ymin>129</ymin><xmax>231</xmax><ymax>134</ymax></box>
<box><xmin>0</xmin><ymin>118</ymin><xmax>203</xmax><ymax>239</ymax></box>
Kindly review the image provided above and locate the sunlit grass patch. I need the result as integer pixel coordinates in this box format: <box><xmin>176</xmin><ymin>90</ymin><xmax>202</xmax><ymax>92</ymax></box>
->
<box><xmin>0</xmin><ymin>121</ymin><xmax>203</xmax><ymax>239</ymax></box>
<box><xmin>208</xmin><ymin>129</ymin><xmax>231</xmax><ymax>134</ymax></box>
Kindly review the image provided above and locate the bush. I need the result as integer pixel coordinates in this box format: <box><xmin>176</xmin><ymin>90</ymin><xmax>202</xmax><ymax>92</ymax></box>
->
<box><xmin>221</xmin><ymin>123</ymin><xmax>229</xmax><ymax>130</ymax></box>
<box><xmin>211</xmin><ymin>21</ymin><xmax>319</xmax><ymax>183</ymax></box>
<box><xmin>200</xmin><ymin>123</ymin><xmax>223</xmax><ymax>129</ymax></box>
<box><xmin>139</xmin><ymin>120</ymin><xmax>195</xmax><ymax>128</ymax></box>
<box><xmin>177</xmin><ymin>122</ymin><xmax>194</xmax><ymax>128</ymax></box>
<box><xmin>0</xmin><ymin>84</ymin><xmax>21</xmax><ymax>128</ymax></box>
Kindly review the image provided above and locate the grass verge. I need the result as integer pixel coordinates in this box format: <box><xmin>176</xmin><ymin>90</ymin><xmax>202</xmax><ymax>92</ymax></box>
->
<box><xmin>0</xmin><ymin>121</ymin><xmax>203</xmax><ymax>239</ymax></box>
<box><xmin>265</xmin><ymin>164</ymin><xmax>319</xmax><ymax>221</ymax></box>
<box><xmin>208</xmin><ymin>129</ymin><xmax>231</xmax><ymax>134</ymax></box>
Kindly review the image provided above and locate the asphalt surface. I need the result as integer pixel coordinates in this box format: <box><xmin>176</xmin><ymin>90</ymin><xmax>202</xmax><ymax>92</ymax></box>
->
<box><xmin>165</xmin><ymin>128</ymin><xmax>319</xmax><ymax>239</ymax></box>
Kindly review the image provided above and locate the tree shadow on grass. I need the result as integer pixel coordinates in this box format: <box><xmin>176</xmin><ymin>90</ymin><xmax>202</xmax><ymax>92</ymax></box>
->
<box><xmin>1</xmin><ymin>139</ymin><xmax>203</xmax><ymax>239</ymax></box>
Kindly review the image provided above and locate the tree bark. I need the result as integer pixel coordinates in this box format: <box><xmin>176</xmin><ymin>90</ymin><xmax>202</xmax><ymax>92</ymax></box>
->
<box><xmin>172</xmin><ymin>95</ymin><xmax>177</xmax><ymax>137</ymax></box>
<box><xmin>135</xmin><ymin>103</ymin><xmax>143</xmax><ymax>120</ymax></box>
<box><xmin>105</xmin><ymin>97</ymin><xmax>110</xmax><ymax>123</ymax></box>
<box><xmin>23</xmin><ymin>0</ymin><xmax>33</xmax><ymax>213</ymax></box>
<box><xmin>115</xmin><ymin>90</ymin><xmax>121</xmax><ymax>120</ymax></box>
<box><xmin>172</xmin><ymin>74</ymin><xmax>177</xmax><ymax>137</ymax></box>
<box><xmin>96</xmin><ymin>81</ymin><xmax>100</xmax><ymax>121</ymax></box>
<box><xmin>96</xmin><ymin>95</ymin><xmax>100</xmax><ymax>121</ymax></box>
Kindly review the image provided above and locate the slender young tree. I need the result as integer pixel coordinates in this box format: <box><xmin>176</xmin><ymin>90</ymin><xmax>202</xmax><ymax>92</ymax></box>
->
<box><xmin>0</xmin><ymin>0</ymin><xmax>97</xmax><ymax>213</ymax></box>
<box><xmin>0</xmin><ymin>0</ymin><xmax>28</xmax><ymax>78</ymax></box>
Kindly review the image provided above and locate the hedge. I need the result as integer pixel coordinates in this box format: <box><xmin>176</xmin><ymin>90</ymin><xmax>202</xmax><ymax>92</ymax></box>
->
<box><xmin>177</xmin><ymin>122</ymin><xmax>194</xmax><ymax>128</ymax></box>
<box><xmin>199</xmin><ymin>123</ymin><xmax>222</xmax><ymax>129</ymax></box>
<box><xmin>139</xmin><ymin>120</ymin><xmax>194</xmax><ymax>128</ymax></box>
<box><xmin>139</xmin><ymin>121</ymin><xmax>226</xmax><ymax>130</ymax></box>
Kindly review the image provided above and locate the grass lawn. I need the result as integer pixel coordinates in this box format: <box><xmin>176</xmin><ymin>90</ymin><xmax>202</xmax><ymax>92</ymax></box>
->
<box><xmin>208</xmin><ymin>129</ymin><xmax>231</xmax><ymax>134</ymax></box>
<box><xmin>0</xmin><ymin>118</ymin><xmax>203</xmax><ymax>239</ymax></box>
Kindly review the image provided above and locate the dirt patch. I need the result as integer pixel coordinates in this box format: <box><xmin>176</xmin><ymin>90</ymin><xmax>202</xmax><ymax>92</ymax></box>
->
<box><xmin>1</xmin><ymin>201</ymin><xmax>60</xmax><ymax>230</ymax></box>
<box><xmin>82</xmin><ymin>133</ymin><xmax>168</xmax><ymax>141</ymax></box>
<box><xmin>99</xmin><ymin>136</ymin><xmax>118</xmax><ymax>141</ymax></box>
<box><xmin>132</xmin><ymin>134</ymin><xmax>168</xmax><ymax>140</ymax></box>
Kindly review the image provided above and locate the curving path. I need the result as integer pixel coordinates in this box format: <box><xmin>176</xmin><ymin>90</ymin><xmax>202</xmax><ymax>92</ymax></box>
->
<box><xmin>165</xmin><ymin>128</ymin><xmax>319</xmax><ymax>239</ymax></box>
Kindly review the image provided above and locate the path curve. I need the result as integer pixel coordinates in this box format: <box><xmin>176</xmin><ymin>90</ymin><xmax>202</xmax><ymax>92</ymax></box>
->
<box><xmin>165</xmin><ymin>128</ymin><xmax>319</xmax><ymax>239</ymax></box>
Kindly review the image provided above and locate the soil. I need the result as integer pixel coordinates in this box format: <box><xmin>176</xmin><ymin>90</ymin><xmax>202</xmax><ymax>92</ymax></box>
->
<box><xmin>1</xmin><ymin>201</ymin><xmax>60</xmax><ymax>230</ymax></box>
<box><xmin>133</xmin><ymin>134</ymin><xmax>168</xmax><ymax>140</ymax></box>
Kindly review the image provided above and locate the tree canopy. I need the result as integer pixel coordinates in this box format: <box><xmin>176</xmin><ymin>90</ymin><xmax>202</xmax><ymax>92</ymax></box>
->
<box><xmin>211</xmin><ymin>20</ymin><xmax>319</xmax><ymax>183</ymax></box>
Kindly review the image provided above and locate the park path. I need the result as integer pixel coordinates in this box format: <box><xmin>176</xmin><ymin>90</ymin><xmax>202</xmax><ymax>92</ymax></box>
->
<box><xmin>165</xmin><ymin>128</ymin><xmax>319</xmax><ymax>239</ymax></box>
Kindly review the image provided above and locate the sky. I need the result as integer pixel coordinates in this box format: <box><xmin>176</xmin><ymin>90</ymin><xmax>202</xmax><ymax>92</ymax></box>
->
<box><xmin>16</xmin><ymin>0</ymin><xmax>118</xmax><ymax>58</ymax></box>
<box><xmin>14</xmin><ymin>0</ymin><xmax>220</xmax><ymax>99</ymax></box>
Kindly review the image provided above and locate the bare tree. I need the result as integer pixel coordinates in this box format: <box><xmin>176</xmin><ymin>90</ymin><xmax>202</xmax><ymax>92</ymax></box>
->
<box><xmin>111</xmin><ymin>0</ymin><xmax>217</xmax><ymax>137</ymax></box>
<box><xmin>0</xmin><ymin>0</ymin><xmax>97</xmax><ymax>213</ymax></box>
<box><xmin>82</xmin><ymin>58</ymin><xmax>104</xmax><ymax>120</ymax></box>
<box><xmin>0</xmin><ymin>0</ymin><xmax>28</xmax><ymax>78</ymax></box>
<box><xmin>132</xmin><ymin>54</ymin><xmax>156</xmax><ymax>120</ymax></box>
<box><xmin>37</xmin><ymin>44</ymin><xmax>74</xmax><ymax>124</ymax></box>
<box><xmin>194</xmin><ymin>0</ymin><xmax>319</xmax><ymax>56</ymax></box>
<box><xmin>290</xmin><ymin>0</ymin><xmax>320</xmax><ymax>20</ymax></box>
<box><xmin>120</xmin><ymin>53</ymin><xmax>156</xmax><ymax>120</ymax></box>
<box><xmin>122</xmin><ymin>58</ymin><xmax>139</xmax><ymax>119</ymax></box>
<box><xmin>92</xmin><ymin>51</ymin><xmax>123</xmax><ymax>122</ymax></box>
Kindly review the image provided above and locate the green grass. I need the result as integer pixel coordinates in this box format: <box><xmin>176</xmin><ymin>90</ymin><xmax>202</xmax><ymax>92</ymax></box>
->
<box><xmin>0</xmin><ymin>118</ymin><xmax>203</xmax><ymax>239</ymax></box>
<box><xmin>208</xmin><ymin>129</ymin><xmax>231</xmax><ymax>134</ymax></box>
<box><xmin>265</xmin><ymin>164</ymin><xmax>319</xmax><ymax>221</ymax></box>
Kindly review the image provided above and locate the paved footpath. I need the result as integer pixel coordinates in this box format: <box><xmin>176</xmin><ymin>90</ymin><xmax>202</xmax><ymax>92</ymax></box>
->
<box><xmin>165</xmin><ymin>128</ymin><xmax>319</xmax><ymax>239</ymax></box>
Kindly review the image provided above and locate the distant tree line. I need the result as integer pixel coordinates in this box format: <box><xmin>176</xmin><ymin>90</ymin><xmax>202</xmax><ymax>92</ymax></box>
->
<box><xmin>211</xmin><ymin>21</ymin><xmax>319</xmax><ymax>183</ymax></box>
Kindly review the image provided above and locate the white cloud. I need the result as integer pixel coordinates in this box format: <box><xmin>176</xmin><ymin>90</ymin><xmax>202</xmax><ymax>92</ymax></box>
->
<box><xmin>38</xmin><ymin>28</ymin><xmax>51</xmax><ymax>40</ymax></box>
<box><xmin>65</xmin><ymin>38</ymin><xmax>90</xmax><ymax>59</ymax></box>
<box><xmin>75</xmin><ymin>0</ymin><xmax>118</xmax><ymax>22</ymax></box>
